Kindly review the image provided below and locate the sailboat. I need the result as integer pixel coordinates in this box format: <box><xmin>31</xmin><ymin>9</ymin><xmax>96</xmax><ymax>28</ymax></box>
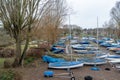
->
<box><xmin>48</xmin><ymin>14</ymin><xmax>84</xmax><ymax>69</ymax></box>
<box><xmin>90</xmin><ymin>17</ymin><xmax>107</xmax><ymax>71</ymax></box>
<box><xmin>48</xmin><ymin>61</ymin><xmax>84</xmax><ymax>69</ymax></box>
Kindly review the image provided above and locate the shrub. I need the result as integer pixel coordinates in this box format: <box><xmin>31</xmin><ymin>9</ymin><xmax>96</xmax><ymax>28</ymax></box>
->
<box><xmin>0</xmin><ymin>70</ymin><xmax>22</xmax><ymax>80</ymax></box>
<box><xmin>26</xmin><ymin>47</ymin><xmax>45</xmax><ymax>58</ymax></box>
<box><xmin>4</xmin><ymin>59</ymin><xmax>13</xmax><ymax>68</ymax></box>
<box><xmin>0</xmin><ymin>70</ymin><xmax>14</xmax><ymax>80</ymax></box>
<box><xmin>0</xmin><ymin>48</ymin><xmax>15</xmax><ymax>58</ymax></box>
<box><xmin>24</xmin><ymin>57</ymin><xmax>35</xmax><ymax>65</ymax></box>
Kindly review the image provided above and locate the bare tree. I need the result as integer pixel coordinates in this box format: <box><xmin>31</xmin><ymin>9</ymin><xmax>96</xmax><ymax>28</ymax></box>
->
<box><xmin>111</xmin><ymin>1</ymin><xmax>120</xmax><ymax>38</ymax></box>
<box><xmin>0</xmin><ymin>0</ymin><xmax>49</xmax><ymax>66</ymax></box>
<box><xmin>32</xmin><ymin>0</ymin><xmax>67</xmax><ymax>44</ymax></box>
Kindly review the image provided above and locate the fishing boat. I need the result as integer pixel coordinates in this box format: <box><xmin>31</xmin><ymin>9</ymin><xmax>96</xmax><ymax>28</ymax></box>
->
<box><xmin>48</xmin><ymin>61</ymin><xmax>84</xmax><ymax>69</ymax></box>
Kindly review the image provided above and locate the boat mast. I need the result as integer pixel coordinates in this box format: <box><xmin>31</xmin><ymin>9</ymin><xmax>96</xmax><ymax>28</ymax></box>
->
<box><xmin>97</xmin><ymin>17</ymin><xmax>99</xmax><ymax>50</ymax></box>
<box><xmin>95</xmin><ymin>17</ymin><xmax>99</xmax><ymax>66</ymax></box>
<box><xmin>90</xmin><ymin>17</ymin><xmax>100</xmax><ymax>71</ymax></box>
<box><xmin>69</xmin><ymin>14</ymin><xmax>72</xmax><ymax>61</ymax></box>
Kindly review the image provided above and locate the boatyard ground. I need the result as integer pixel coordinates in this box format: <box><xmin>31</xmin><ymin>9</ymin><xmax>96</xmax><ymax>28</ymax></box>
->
<box><xmin>11</xmin><ymin>60</ymin><xmax>120</xmax><ymax>80</ymax></box>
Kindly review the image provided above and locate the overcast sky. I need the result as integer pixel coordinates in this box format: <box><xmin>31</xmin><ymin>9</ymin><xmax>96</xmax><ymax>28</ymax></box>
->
<box><xmin>66</xmin><ymin>0</ymin><xmax>119</xmax><ymax>29</ymax></box>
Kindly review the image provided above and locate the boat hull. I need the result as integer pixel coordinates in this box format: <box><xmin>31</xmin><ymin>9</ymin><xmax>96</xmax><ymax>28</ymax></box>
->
<box><xmin>48</xmin><ymin>61</ymin><xmax>84</xmax><ymax>69</ymax></box>
<box><xmin>78</xmin><ymin>58</ymin><xmax>107</xmax><ymax>65</ymax></box>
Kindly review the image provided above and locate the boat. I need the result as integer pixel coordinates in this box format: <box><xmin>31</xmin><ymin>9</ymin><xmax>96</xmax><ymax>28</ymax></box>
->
<box><xmin>105</xmin><ymin>55</ymin><xmax>120</xmax><ymax>60</ymax></box>
<box><xmin>48</xmin><ymin>61</ymin><xmax>84</xmax><ymax>69</ymax></box>
<box><xmin>42</xmin><ymin>55</ymin><xmax>65</xmax><ymax>63</ymax></box>
<box><xmin>73</xmin><ymin>50</ymin><xmax>87</xmax><ymax>53</ymax></box>
<box><xmin>106</xmin><ymin>44</ymin><xmax>120</xmax><ymax>50</ymax></box>
<box><xmin>77</xmin><ymin>58</ymin><xmax>107</xmax><ymax>65</ymax></box>
<box><xmin>74</xmin><ymin>50</ymin><xmax>95</xmax><ymax>54</ymax></box>
<box><xmin>52</xmin><ymin>49</ymin><xmax>64</xmax><ymax>54</ymax></box>
<box><xmin>100</xmin><ymin>42</ymin><xmax>111</xmax><ymax>47</ymax></box>
<box><xmin>113</xmin><ymin>63</ymin><xmax>120</xmax><ymax>70</ymax></box>
<box><xmin>79</xmin><ymin>40</ymin><xmax>90</xmax><ymax>44</ymax></box>
<box><xmin>70</xmin><ymin>39</ymin><xmax>78</xmax><ymax>44</ymax></box>
<box><xmin>96</xmin><ymin>53</ymin><xmax>109</xmax><ymax>59</ymax></box>
<box><xmin>70</xmin><ymin>44</ymin><xmax>81</xmax><ymax>48</ymax></box>
<box><xmin>72</xmin><ymin>46</ymin><xmax>86</xmax><ymax>50</ymax></box>
<box><xmin>108</xmin><ymin>59</ymin><xmax>120</xmax><ymax>64</ymax></box>
<box><xmin>116</xmin><ymin>50</ymin><xmax>120</xmax><ymax>54</ymax></box>
<box><xmin>71</xmin><ymin>44</ymin><xmax>87</xmax><ymax>50</ymax></box>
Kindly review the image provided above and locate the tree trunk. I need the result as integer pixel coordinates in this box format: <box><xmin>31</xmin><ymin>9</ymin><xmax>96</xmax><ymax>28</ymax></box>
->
<box><xmin>19</xmin><ymin>32</ymin><xmax>30</xmax><ymax>66</ymax></box>
<box><xmin>13</xmin><ymin>35</ymin><xmax>21</xmax><ymax>67</ymax></box>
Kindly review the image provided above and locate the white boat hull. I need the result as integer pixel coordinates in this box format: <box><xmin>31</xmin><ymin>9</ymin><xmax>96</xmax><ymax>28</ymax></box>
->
<box><xmin>108</xmin><ymin>59</ymin><xmax>120</xmax><ymax>64</ymax></box>
<box><xmin>48</xmin><ymin>61</ymin><xmax>84</xmax><ymax>69</ymax></box>
<box><xmin>84</xmin><ymin>61</ymin><xmax>107</xmax><ymax>65</ymax></box>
